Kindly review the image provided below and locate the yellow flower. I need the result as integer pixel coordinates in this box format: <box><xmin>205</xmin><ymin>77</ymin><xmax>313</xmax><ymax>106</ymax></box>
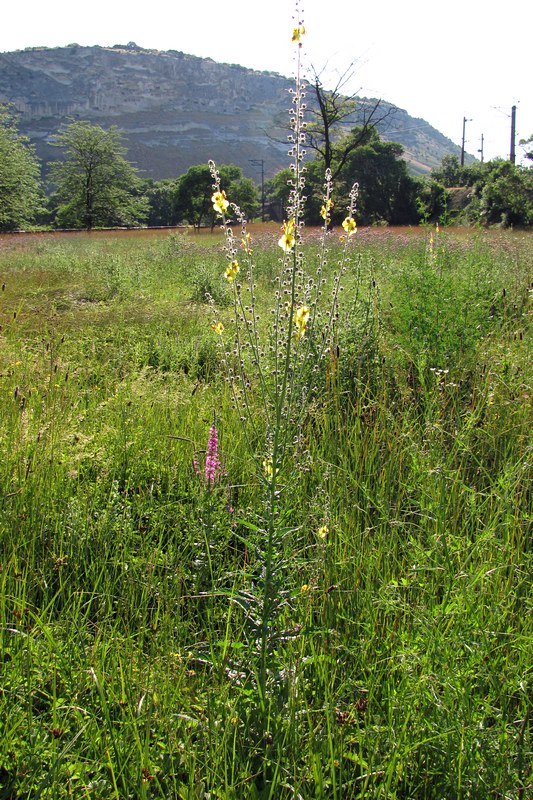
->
<box><xmin>318</xmin><ymin>525</ymin><xmax>328</xmax><ymax>539</ymax></box>
<box><xmin>262</xmin><ymin>458</ymin><xmax>273</xmax><ymax>478</ymax></box>
<box><xmin>278</xmin><ymin>218</ymin><xmax>296</xmax><ymax>252</ymax></box>
<box><xmin>342</xmin><ymin>217</ymin><xmax>357</xmax><ymax>236</ymax></box>
<box><xmin>212</xmin><ymin>321</ymin><xmax>224</xmax><ymax>335</ymax></box>
<box><xmin>241</xmin><ymin>233</ymin><xmax>253</xmax><ymax>253</ymax></box>
<box><xmin>225</xmin><ymin>260</ymin><xmax>240</xmax><ymax>282</ymax></box>
<box><xmin>301</xmin><ymin>583</ymin><xmax>310</xmax><ymax>593</ymax></box>
<box><xmin>293</xmin><ymin>304</ymin><xmax>310</xmax><ymax>340</ymax></box>
<box><xmin>292</xmin><ymin>25</ymin><xmax>305</xmax><ymax>43</ymax></box>
<box><xmin>212</xmin><ymin>190</ymin><xmax>229</xmax><ymax>216</ymax></box>
<box><xmin>320</xmin><ymin>198</ymin><xmax>333</xmax><ymax>222</ymax></box>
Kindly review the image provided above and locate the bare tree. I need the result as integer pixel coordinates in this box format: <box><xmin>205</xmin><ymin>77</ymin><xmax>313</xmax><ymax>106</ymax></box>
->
<box><xmin>305</xmin><ymin>63</ymin><xmax>397</xmax><ymax>181</ymax></box>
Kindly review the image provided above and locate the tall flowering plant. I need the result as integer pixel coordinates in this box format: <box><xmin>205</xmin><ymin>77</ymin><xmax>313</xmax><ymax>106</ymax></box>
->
<box><xmin>206</xmin><ymin>1</ymin><xmax>359</xmax><ymax>746</ymax></box>
<box><xmin>193</xmin><ymin>424</ymin><xmax>222</xmax><ymax>487</ymax></box>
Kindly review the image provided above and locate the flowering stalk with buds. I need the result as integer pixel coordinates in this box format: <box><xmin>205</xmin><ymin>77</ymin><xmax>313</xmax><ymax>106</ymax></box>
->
<box><xmin>206</xmin><ymin>1</ymin><xmax>360</xmax><ymax>742</ymax></box>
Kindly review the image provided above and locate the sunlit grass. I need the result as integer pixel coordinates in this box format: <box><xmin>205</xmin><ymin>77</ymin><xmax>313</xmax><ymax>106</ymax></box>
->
<box><xmin>0</xmin><ymin>228</ymin><xmax>531</xmax><ymax>798</ymax></box>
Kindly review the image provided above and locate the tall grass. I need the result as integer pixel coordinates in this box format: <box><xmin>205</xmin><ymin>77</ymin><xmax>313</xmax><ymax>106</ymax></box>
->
<box><xmin>1</xmin><ymin>222</ymin><xmax>530</xmax><ymax>798</ymax></box>
<box><xmin>0</xmin><ymin>15</ymin><xmax>531</xmax><ymax>793</ymax></box>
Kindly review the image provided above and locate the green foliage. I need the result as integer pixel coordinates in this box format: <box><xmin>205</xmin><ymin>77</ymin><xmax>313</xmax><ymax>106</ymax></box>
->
<box><xmin>0</xmin><ymin>105</ymin><xmax>44</xmax><ymax>231</ymax></box>
<box><xmin>429</xmin><ymin>155</ymin><xmax>533</xmax><ymax>227</ymax></box>
<box><xmin>48</xmin><ymin>121</ymin><xmax>149</xmax><ymax>229</ymax></box>
<box><xmin>519</xmin><ymin>132</ymin><xmax>533</xmax><ymax>161</ymax></box>
<box><xmin>142</xmin><ymin>177</ymin><xmax>180</xmax><ymax>226</ymax></box>
<box><xmin>0</xmin><ymin>230</ymin><xmax>530</xmax><ymax>798</ymax></box>
<box><xmin>415</xmin><ymin>177</ymin><xmax>449</xmax><ymax>224</ymax></box>
<box><xmin>305</xmin><ymin>127</ymin><xmax>419</xmax><ymax>225</ymax></box>
<box><xmin>477</xmin><ymin>159</ymin><xmax>533</xmax><ymax>226</ymax></box>
<box><xmin>265</xmin><ymin>168</ymin><xmax>293</xmax><ymax>221</ymax></box>
<box><xmin>175</xmin><ymin>163</ymin><xmax>259</xmax><ymax>228</ymax></box>
<box><xmin>430</xmin><ymin>154</ymin><xmax>467</xmax><ymax>188</ymax></box>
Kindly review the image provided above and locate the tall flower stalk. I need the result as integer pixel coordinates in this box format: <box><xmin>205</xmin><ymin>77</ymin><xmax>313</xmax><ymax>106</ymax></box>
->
<box><xmin>207</xmin><ymin>2</ymin><xmax>359</xmax><ymax>747</ymax></box>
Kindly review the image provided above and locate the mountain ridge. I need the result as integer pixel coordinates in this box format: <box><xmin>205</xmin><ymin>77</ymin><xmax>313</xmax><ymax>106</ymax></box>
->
<box><xmin>0</xmin><ymin>44</ymin><xmax>466</xmax><ymax>181</ymax></box>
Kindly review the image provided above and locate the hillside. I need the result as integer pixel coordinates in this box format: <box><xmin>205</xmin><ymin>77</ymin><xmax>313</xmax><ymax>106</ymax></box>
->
<box><xmin>0</xmin><ymin>44</ymin><xmax>465</xmax><ymax>181</ymax></box>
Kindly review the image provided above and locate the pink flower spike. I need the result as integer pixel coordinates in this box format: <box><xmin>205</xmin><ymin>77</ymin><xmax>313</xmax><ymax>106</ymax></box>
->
<box><xmin>204</xmin><ymin>425</ymin><xmax>221</xmax><ymax>486</ymax></box>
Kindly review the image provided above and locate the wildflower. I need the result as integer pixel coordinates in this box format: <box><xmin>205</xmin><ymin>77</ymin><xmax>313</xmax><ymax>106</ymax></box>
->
<box><xmin>263</xmin><ymin>457</ymin><xmax>273</xmax><ymax>479</ymax></box>
<box><xmin>278</xmin><ymin>218</ymin><xmax>296</xmax><ymax>252</ymax></box>
<box><xmin>293</xmin><ymin>304</ymin><xmax>310</xmax><ymax>340</ymax></box>
<box><xmin>212</xmin><ymin>190</ymin><xmax>229</xmax><ymax>216</ymax></box>
<box><xmin>320</xmin><ymin>198</ymin><xmax>333</xmax><ymax>224</ymax></box>
<box><xmin>241</xmin><ymin>232</ymin><xmax>253</xmax><ymax>253</ymax></box>
<box><xmin>225</xmin><ymin>260</ymin><xmax>240</xmax><ymax>282</ymax></box>
<box><xmin>301</xmin><ymin>584</ymin><xmax>310</xmax><ymax>593</ymax></box>
<box><xmin>341</xmin><ymin>217</ymin><xmax>357</xmax><ymax>236</ymax></box>
<box><xmin>204</xmin><ymin>425</ymin><xmax>222</xmax><ymax>486</ymax></box>
<box><xmin>292</xmin><ymin>25</ymin><xmax>305</xmax><ymax>44</ymax></box>
<box><xmin>317</xmin><ymin>525</ymin><xmax>328</xmax><ymax>539</ymax></box>
<box><xmin>212</xmin><ymin>321</ymin><xmax>224</xmax><ymax>335</ymax></box>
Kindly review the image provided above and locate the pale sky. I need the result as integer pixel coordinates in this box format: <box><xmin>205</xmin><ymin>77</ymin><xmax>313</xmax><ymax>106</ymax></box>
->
<box><xmin>2</xmin><ymin>0</ymin><xmax>531</xmax><ymax>164</ymax></box>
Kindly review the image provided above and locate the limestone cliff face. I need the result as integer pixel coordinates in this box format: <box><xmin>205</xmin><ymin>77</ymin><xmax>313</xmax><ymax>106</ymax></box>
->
<box><xmin>0</xmin><ymin>45</ymin><xmax>460</xmax><ymax>180</ymax></box>
<box><xmin>0</xmin><ymin>46</ymin><xmax>294</xmax><ymax>179</ymax></box>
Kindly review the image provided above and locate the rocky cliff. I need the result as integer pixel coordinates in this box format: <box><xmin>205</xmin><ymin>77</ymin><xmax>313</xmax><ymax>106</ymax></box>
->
<box><xmin>0</xmin><ymin>44</ymin><xmax>462</xmax><ymax>180</ymax></box>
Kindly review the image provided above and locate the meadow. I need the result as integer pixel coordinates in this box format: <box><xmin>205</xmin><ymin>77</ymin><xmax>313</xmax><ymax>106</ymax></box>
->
<box><xmin>0</xmin><ymin>223</ymin><xmax>531</xmax><ymax>799</ymax></box>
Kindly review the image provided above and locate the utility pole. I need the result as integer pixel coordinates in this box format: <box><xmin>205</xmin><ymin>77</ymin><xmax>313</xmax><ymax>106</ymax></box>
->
<box><xmin>461</xmin><ymin>117</ymin><xmax>471</xmax><ymax>166</ymax></box>
<box><xmin>478</xmin><ymin>133</ymin><xmax>484</xmax><ymax>164</ymax></box>
<box><xmin>249</xmin><ymin>159</ymin><xmax>265</xmax><ymax>222</ymax></box>
<box><xmin>510</xmin><ymin>105</ymin><xmax>516</xmax><ymax>164</ymax></box>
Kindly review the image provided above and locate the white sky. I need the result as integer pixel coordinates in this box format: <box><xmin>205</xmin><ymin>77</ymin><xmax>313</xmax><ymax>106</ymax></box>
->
<box><xmin>2</xmin><ymin>0</ymin><xmax>531</xmax><ymax>164</ymax></box>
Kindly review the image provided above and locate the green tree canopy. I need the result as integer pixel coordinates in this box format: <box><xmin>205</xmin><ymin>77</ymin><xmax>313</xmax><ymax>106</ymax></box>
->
<box><xmin>431</xmin><ymin>154</ymin><xmax>483</xmax><ymax>189</ymax></box>
<box><xmin>477</xmin><ymin>160</ymin><xmax>533</xmax><ymax>227</ymax></box>
<box><xmin>174</xmin><ymin>164</ymin><xmax>259</xmax><ymax>229</ymax></box>
<box><xmin>304</xmin><ymin>126</ymin><xmax>419</xmax><ymax>226</ymax></box>
<box><xmin>430</xmin><ymin>155</ymin><xmax>465</xmax><ymax>188</ymax></box>
<box><xmin>265</xmin><ymin>168</ymin><xmax>293</xmax><ymax>222</ymax></box>
<box><xmin>142</xmin><ymin>178</ymin><xmax>180</xmax><ymax>227</ymax></box>
<box><xmin>49</xmin><ymin>121</ymin><xmax>148</xmax><ymax>229</ymax></box>
<box><xmin>0</xmin><ymin>105</ymin><xmax>43</xmax><ymax>231</ymax></box>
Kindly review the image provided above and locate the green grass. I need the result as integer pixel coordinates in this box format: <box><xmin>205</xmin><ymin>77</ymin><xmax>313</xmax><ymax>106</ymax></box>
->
<box><xmin>0</xmin><ymin>226</ymin><xmax>531</xmax><ymax>798</ymax></box>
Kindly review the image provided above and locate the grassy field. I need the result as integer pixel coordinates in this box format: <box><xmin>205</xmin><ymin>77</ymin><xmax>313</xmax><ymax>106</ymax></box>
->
<box><xmin>0</xmin><ymin>224</ymin><xmax>531</xmax><ymax>799</ymax></box>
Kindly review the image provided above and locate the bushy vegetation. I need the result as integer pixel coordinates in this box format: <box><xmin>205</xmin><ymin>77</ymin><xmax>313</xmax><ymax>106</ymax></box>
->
<box><xmin>1</xmin><ymin>105</ymin><xmax>532</xmax><ymax>233</ymax></box>
<box><xmin>419</xmin><ymin>155</ymin><xmax>533</xmax><ymax>227</ymax></box>
<box><xmin>0</xmin><ymin>223</ymin><xmax>530</xmax><ymax>798</ymax></box>
<box><xmin>0</xmin><ymin>106</ymin><xmax>44</xmax><ymax>231</ymax></box>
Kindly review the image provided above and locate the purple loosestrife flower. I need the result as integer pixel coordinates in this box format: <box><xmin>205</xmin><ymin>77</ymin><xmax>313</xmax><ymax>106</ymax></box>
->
<box><xmin>204</xmin><ymin>425</ymin><xmax>221</xmax><ymax>487</ymax></box>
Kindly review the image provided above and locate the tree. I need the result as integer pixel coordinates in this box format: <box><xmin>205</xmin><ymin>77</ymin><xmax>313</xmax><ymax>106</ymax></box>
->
<box><xmin>416</xmin><ymin>178</ymin><xmax>450</xmax><ymax>224</ymax></box>
<box><xmin>265</xmin><ymin>169</ymin><xmax>293</xmax><ymax>221</ymax></box>
<box><xmin>430</xmin><ymin>155</ymin><xmax>483</xmax><ymax>189</ymax></box>
<box><xmin>174</xmin><ymin>164</ymin><xmax>259</xmax><ymax>229</ymax></box>
<box><xmin>305</xmin><ymin>64</ymin><xmax>397</xmax><ymax>183</ymax></box>
<box><xmin>476</xmin><ymin>160</ymin><xmax>533</xmax><ymax>227</ymax></box>
<box><xmin>304</xmin><ymin>126</ymin><xmax>419</xmax><ymax>226</ymax></box>
<box><xmin>431</xmin><ymin>155</ymin><xmax>465</xmax><ymax>188</ymax></box>
<box><xmin>142</xmin><ymin>178</ymin><xmax>180</xmax><ymax>227</ymax></box>
<box><xmin>0</xmin><ymin>105</ymin><xmax>43</xmax><ymax>231</ymax></box>
<box><xmin>519</xmin><ymin>134</ymin><xmax>533</xmax><ymax>162</ymax></box>
<box><xmin>49</xmin><ymin>121</ymin><xmax>148</xmax><ymax>229</ymax></box>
